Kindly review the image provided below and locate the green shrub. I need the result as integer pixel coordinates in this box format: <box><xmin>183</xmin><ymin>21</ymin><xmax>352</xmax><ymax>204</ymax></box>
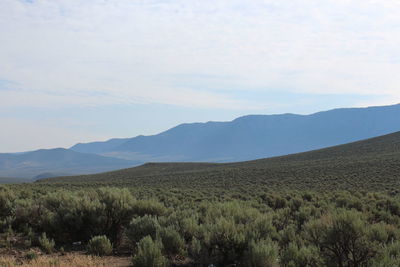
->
<box><xmin>278</xmin><ymin>224</ymin><xmax>297</xmax><ymax>248</ymax></box>
<box><xmin>132</xmin><ymin>236</ymin><xmax>168</xmax><ymax>267</ymax></box>
<box><xmin>180</xmin><ymin>215</ymin><xmax>200</xmax><ymax>240</ymax></box>
<box><xmin>372</xmin><ymin>241</ymin><xmax>400</xmax><ymax>267</ymax></box>
<box><xmin>126</xmin><ymin>215</ymin><xmax>160</xmax><ymax>245</ymax></box>
<box><xmin>369</xmin><ymin>223</ymin><xmax>390</xmax><ymax>243</ymax></box>
<box><xmin>133</xmin><ymin>199</ymin><xmax>167</xmax><ymax>217</ymax></box>
<box><xmin>24</xmin><ymin>251</ymin><xmax>38</xmax><ymax>261</ymax></box>
<box><xmin>245</xmin><ymin>239</ymin><xmax>279</xmax><ymax>267</ymax></box>
<box><xmin>281</xmin><ymin>242</ymin><xmax>322</xmax><ymax>267</ymax></box>
<box><xmin>188</xmin><ymin>237</ymin><xmax>202</xmax><ymax>261</ymax></box>
<box><xmin>38</xmin><ymin>232</ymin><xmax>55</xmax><ymax>254</ymax></box>
<box><xmin>159</xmin><ymin>227</ymin><xmax>185</xmax><ymax>256</ymax></box>
<box><xmin>0</xmin><ymin>186</ymin><xmax>15</xmax><ymax>232</ymax></box>
<box><xmin>23</xmin><ymin>238</ymin><xmax>32</xmax><ymax>248</ymax></box>
<box><xmin>97</xmin><ymin>188</ymin><xmax>136</xmax><ymax>245</ymax></box>
<box><xmin>305</xmin><ymin>210</ymin><xmax>377</xmax><ymax>266</ymax></box>
<box><xmin>250</xmin><ymin>215</ymin><xmax>278</xmax><ymax>241</ymax></box>
<box><xmin>87</xmin><ymin>235</ymin><xmax>113</xmax><ymax>256</ymax></box>
<box><xmin>41</xmin><ymin>192</ymin><xmax>103</xmax><ymax>244</ymax></box>
<box><xmin>205</xmin><ymin>217</ymin><xmax>246</xmax><ymax>265</ymax></box>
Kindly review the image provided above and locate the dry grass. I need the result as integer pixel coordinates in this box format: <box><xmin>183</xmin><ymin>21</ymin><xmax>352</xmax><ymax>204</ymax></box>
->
<box><xmin>0</xmin><ymin>254</ymin><xmax>131</xmax><ymax>267</ymax></box>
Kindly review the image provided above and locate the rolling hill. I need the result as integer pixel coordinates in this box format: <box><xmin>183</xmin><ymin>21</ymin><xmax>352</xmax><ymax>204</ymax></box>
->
<box><xmin>70</xmin><ymin>104</ymin><xmax>400</xmax><ymax>163</ymax></box>
<box><xmin>0</xmin><ymin>177</ymin><xmax>31</xmax><ymax>184</ymax></box>
<box><xmin>0</xmin><ymin>148</ymin><xmax>138</xmax><ymax>179</ymax></box>
<box><xmin>42</xmin><ymin>131</ymin><xmax>400</xmax><ymax>191</ymax></box>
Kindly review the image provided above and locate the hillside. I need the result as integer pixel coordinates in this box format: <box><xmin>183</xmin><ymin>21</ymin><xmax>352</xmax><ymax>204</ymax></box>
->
<box><xmin>0</xmin><ymin>148</ymin><xmax>137</xmax><ymax>178</ymax></box>
<box><xmin>70</xmin><ymin>104</ymin><xmax>400</xmax><ymax>163</ymax></box>
<box><xmin>0</xmin><ymin>177</ymin><xmax>31</xmax><ymax>184</ymax></box>
<box><xmin>42</xmin><ymin>131</ymin><xmax>400</xmax><ymax>191</ymax></box>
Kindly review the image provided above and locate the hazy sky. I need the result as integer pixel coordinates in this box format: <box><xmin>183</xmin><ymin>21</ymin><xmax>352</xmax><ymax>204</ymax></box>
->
<box><xmin>1</xmin><ymin>0</ymin><xmax>400</xmax><ymax>152</ymax></box>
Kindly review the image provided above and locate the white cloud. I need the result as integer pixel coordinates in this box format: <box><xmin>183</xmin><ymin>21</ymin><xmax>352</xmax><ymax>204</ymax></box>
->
<box><xmin>0</xmin><ymin>0</ymin><xmax>399</xmax><ymax>110</ymax></box>
<box><xmin>0</xmin><ymin>0</ymin><xmax>400</xmax><ymax>152</ymax></box>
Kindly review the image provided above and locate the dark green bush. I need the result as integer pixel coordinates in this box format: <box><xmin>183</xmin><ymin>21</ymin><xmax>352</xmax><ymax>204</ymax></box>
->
<box><xmin>4</xmin><ymin>184</ymin><xmax>400</xmax><ymax>266</ymax></box>
<box><xmin>159</xmin><ymin>227</ymin><xmax>185</xmax><ymax>256</ymax></box>
<box><xmin>97</xmin><ymin>188</ymin><xmax>136</xmax><ymax>245</ymax></box>
<box><xmin>372</xmin><ymin>241</ymin><xmax>400</xmax><ymax>266</ymax></box>
<box><xmin>0</xmin><ymin>186</ymin><xmax>15</xmax><ymax>232</ymax></box>
<box><xmin>250</xmin><ymin>215</ymin><xmax>278</xmax><ymax>241</ymax></box>
<box><xmin>38</xmin><ymin>232</ymin><xmax>55</xmax><ymax>254</ymax></box>
<box><xmin>188</xmin><ymin>237</ymin><xmax>206</xmax><ymax>263</ymax></box>
<box><xmin>245</xmin><ymin>239</ymin><xmax>279</xmax><ymax>267</ymax></box>
<box><xmin>132</xmin><ymin>236</ymin><xmax>168</xmax><ymax>267</ymax></box>
<box><xmin>41</xmin><ymin>192</ymin><xmax>103</xmax><ymax>244</ymax></box>
<box><xmin>281</xmin><ymin>242</ymin><xmax>322</xmax><ymax>267</ymax></box>
<box><xmin>204</xmin><ymin>217</ymin><xmax>246</xmax><ymax>265</ymax></box>
<box><xmin>132</xmin><ymin>199</ymin><xmax>167</xmax><ymax>217</ymax></box>
<box><xmin>24</xmin><ymin>251</ymin><xmax>38</xmax><ymax>261</ymax></box>
<box><xmin>126</xmin><ymin>215</ymin><xmax>160</xmax><ymax>245</ymax></box>
<box><xmin>305</xmin><ymin>210</ymin><xmax>377</xmax><ymax>266</ymax></box>
<box><xmin>87</xmin><ymin>235</ymin><xmax>113</xmax><ymax>256</ymax></box>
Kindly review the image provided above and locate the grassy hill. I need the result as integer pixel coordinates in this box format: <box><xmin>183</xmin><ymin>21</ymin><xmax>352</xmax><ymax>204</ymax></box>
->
<box><xmin>0</xmin><ymin>177</ymin><xmax>31</xmax><ymax>184</ymax></box>
<box><xmin>40</xmin><ymin>131</ymin><xmax>400</xmax><ymax>191</ymax></box>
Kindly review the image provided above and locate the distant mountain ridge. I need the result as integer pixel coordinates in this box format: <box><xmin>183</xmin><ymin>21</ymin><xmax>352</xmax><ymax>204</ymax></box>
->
<box><xmin>0</xmin><ymin>148</ymin><xmax>137</xmax><ymax>179</ymax></box>
<box><xmin>71</xmin><ymin>103</ymin><xmax>400</xmax><ymax>162</ymax></box>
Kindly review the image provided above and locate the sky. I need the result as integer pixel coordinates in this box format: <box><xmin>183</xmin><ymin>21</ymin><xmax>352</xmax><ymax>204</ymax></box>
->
<box><xmin>1</xmin><ymin>0</ymin><xmax>400</xmax><ymax>152</ymax></box>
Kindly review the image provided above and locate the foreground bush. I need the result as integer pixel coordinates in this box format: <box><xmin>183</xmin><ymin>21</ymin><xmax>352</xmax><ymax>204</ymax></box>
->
<box><xmin>159</xmin><ymin>227</ymin><xmax>185</xmax><ymax>256</ymax></box>
<box><xmin>0</xmin><ymin>186</ymin><xmax>15</xmax><ymax>232</ymax></box>
<box><xmin>132</xmin><ymin>236</ymin><xmax>168</xmax><ymax>267</ymax></box>
<box><xmin>97</xmin><ymin>188</ymin><xmax>136</xmax><ymax>245</ymax></box>
<box><xmin>38</xmin><ymin>232</ymin><xmax>55</xmax><ymax>254</ymax></box>
<box><xmin>4</xmin><ymin>185</ymin><xmax>400</xmax><ymax>266</ymax></box>
<box><xmin>305</xmin><ymin>209</ymin><xmax>377</xmax><ymax>266</ymax></box>
<box><xmin>281</xmin><ymin>242</ymin><xmax>322</xmax><ymax>267</ymax></box>
<box><xmin>87</xmin><ymin>235</ymin><xmax>113</xmax><ymax>256</ymax></box>
<box><xmin>126</xmin><ymin>215</ymin><xmax>160</xmax><ymax>245</ymax></box>
<box><xmin>246</xmin><ymin>239</ymin><xmax>279</xmax><ymax>267</ymax></box>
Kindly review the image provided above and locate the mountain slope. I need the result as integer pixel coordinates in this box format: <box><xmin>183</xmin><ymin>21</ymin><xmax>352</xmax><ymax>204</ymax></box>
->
<box><xmin>44</xmin><ymin>131</ymin><xmax>400</xmax><ymax>191</ymax></box>
<box><xmin>70</xmin><ymin>104</ymin><xmax>400</xmax><ymax>163</ymax></box>
<box><xmin>0</xmin><ymin>148</ymin><xmax>137</xmax><ymax>179</ymax></box>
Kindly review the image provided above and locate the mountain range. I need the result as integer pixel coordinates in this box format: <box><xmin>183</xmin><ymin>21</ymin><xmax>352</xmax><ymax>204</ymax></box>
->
<box><xmin>2</xmin><ymin>103</ymin><xmax>400</xmax><ymax>179</ymax></box>
<box><xmin>71</xmin><ymin>103</ymin><xmax>400</xmax><ymax>162</ymax></box>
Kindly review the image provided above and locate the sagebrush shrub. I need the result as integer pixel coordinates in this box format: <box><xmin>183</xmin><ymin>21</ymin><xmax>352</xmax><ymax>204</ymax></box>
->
<box><xmin>132</xmin><ymin>236</ymin><xmax>167</xmax><ymax>267</ymax></box>
<box><xmin>87</xmin><ymin>235</ymin><xmax>113</xmax><ymax>256</ymax></box>
<box><xmin>41</xmin><ymin>191</ymin><xmax>103</xmax><ymax>244</ymax></box>
<box><xmin>371</xmin><ymin>241</ymin><xmax>400</xmax><ymax>267</ymax></box>
<box><xmin>245</xmin><ymin>239</ymin><xmax>279</xmax><ymax>267</ymax></box>
<box><xmin>0</xmin><ymin>186</ymin><xmax>15</xmax><ymax>232</ymax></box>
<box><xmin>281</xmin><ymin>242</ymin><xmax>322</xmax><ymax>267</ymax></box>
<box><xmin>159</xmin><ymin>227</ymin><xmax>185</xmax><ymax>255</ymax></box>
<box><xmin>38</xmin><ymin>232</ymin><xmax>55</xmax><ymax>254</ymax></box>
<box><xmin>24</xmin><ymin>251</ymin><xmax>38</xmax><ymax>260</ymax></box>
<box><xmin>126</xmin><ymin>215</ymin><xmax>160</xmax><ymax>245</ymax></box>
<box><xmin>97</xmin><ymin>188</ymin><xmax>135</xmax><ymax>245</ymax></box>
<box><xmin>305</xmin><ymin>210</ymin><xmax>377</xmax><ymax>267</ymax></box>
<box><xmin>133</xmin><ymin>199</ymin><xmax>167</xmax><ymax>217</ymax></box>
